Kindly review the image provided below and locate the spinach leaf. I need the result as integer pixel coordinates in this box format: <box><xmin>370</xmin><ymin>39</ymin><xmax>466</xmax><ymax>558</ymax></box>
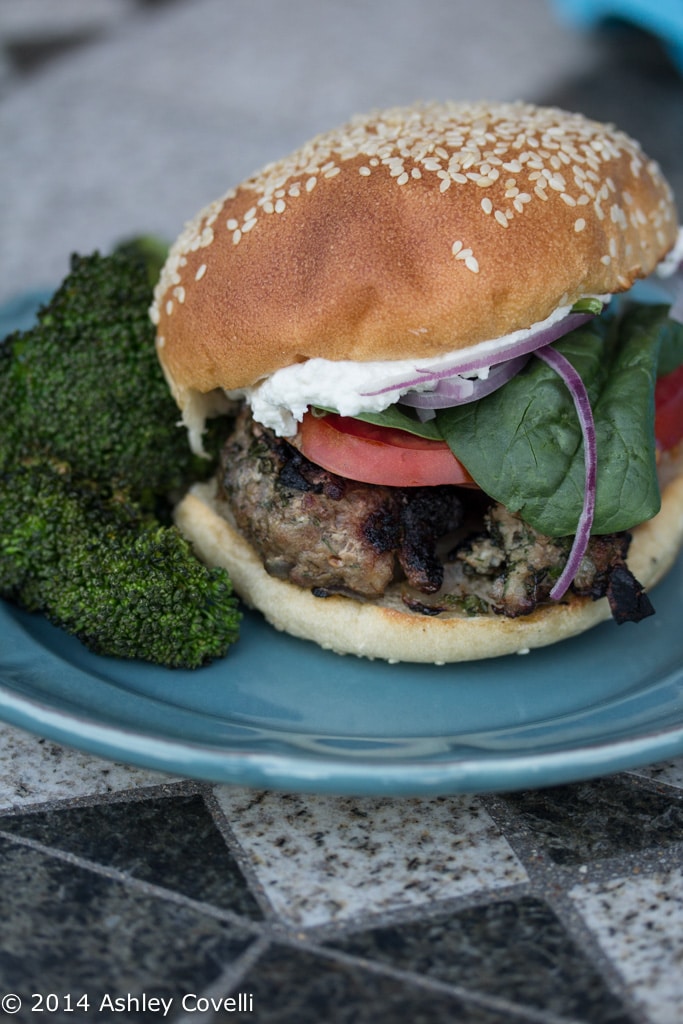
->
<box><xmin>314</xmin><ymin>403</ymin><xmax>444</xmax><ymax>440</ymax></box>
<box><xmin>436</xmin><ymin>315</ymin><xmax>664</xmax><ymax>536</ymax></box>
<box><xmin>617</xmin><ymin>303</ymin><xmax>683</xmax><ymax>378</ymax></box>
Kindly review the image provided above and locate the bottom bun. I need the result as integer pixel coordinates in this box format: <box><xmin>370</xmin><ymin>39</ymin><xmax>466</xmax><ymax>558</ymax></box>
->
<box><xmin>174</xmin><ymin>452</ymin><xmax>683</xmax><ymax>663</ymax></box>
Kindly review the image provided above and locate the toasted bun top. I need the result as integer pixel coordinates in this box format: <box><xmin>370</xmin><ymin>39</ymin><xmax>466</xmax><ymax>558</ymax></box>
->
<box><xmin>152</xmin><ymin>101</ymin><xmax>677</xmax><ymax>412</ymax></box>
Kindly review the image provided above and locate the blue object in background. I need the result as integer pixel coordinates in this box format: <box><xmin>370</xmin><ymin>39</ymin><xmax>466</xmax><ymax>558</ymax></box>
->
<box><xmin>552</xmin><ymin>0</ymin><xmax>683</xmax><ymax>72</ymax></box>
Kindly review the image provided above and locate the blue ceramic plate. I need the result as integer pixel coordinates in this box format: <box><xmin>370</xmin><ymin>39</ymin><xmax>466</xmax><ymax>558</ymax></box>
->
<box><xmin>1</xmin><ymin>562</ymin><xmax>683</xmax><ymax>795</ymax></box>
<box><xmin>1</xmin><ymin>291</ymin><xmax>682</xmax><ymax>795</ymax></box>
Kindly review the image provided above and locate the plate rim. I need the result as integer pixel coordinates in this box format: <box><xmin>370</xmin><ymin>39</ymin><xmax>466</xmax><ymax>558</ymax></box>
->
<box><xmin>2</xmin><ymin>670</ymin><xmax>683</xmax><ymax>796</ymax></box>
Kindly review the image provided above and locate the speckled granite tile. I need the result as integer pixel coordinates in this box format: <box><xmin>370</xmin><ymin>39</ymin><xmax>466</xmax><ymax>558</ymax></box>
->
<box><xmin>0</xmin><ymin>723</ymin><xmax>170</xmax><ymax>808</ymax></box>
<box><xmin>0</xmin><ymin>835</ymin><xmax>254</xmax><ymax>1024</ymax></box>
<box><xmin>328</xmin><ymin>895</ymin><xmax>633</xmax><ymax>1024</ymax></box>
<box><xmin>230</xmin><ymin>944</ymin><xmax>534</xmax><ymax>1024</ymax></box>
<box><xmin>214</xmin><ymin>789</ymin><xmax>527</xmax><ymax>928</ymax></box>
<box><xmin>629</xmin><ymin>758</ymin><xmax>683</xmax><ymax>790</ymax></box>
<box><xmin>500</xmin><ymin>777</ymin><xmax>683</xmax><ymax>865</ymax></box>
<box><xmin>0</xmin><ymin>794</ymin><xmax>262</xmax><ymax>918</ymax></box>
<box><xmin>569</xmin><ymin>867</ymin><xmax>683</xmax><ymax>1024</ymax></box>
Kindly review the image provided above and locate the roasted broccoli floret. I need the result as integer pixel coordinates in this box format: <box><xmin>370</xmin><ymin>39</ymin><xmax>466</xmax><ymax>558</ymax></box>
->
<box><xmin>0</xmin><ymin>249</ymin><xmax>212</xmax><ymax>500</ymax></box>
<box><xmin>0</xmin><ymin>458</ymin><xmax>239</xmax><ymax>669</ymax></box>
<box><xmin>0</xmin><ymin>247</ymin><xmax>240</xmax><ymax>667</ymax></box>
<box><xmin>114</xmin><ymin>234</ymin><xmax>171</xmax><ymax>289</ymax></box>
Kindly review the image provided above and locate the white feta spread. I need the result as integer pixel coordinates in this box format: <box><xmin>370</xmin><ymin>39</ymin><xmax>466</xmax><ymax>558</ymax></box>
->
<box><xmin>230</xmin><ymin>301</ymin><xmax>598</xmax><ymax>437</ymax></box>
<box><xmin>656</xmin><ymin>225</ymin><xmax>683</xmax><ymax>278</ymax></box>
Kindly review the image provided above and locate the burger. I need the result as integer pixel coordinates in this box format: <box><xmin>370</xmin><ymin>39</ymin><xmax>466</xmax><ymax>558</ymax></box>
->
<box><xmin>151</xmin><ymin>101</ymin><xmax>683</xmax><ymax>663</ymax></box>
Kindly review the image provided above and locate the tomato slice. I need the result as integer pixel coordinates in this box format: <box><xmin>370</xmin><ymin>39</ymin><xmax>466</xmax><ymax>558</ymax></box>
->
<box><xmin>295</xmin><ymin>412</ymin><xmax>475</xmax><ymax>487</ymax></box>
<box><xmin>293</xmin><ymin>363</ymin><xmax>682</xmax><ymax>490</ymax></box>
<box><xmin>655</xmin><ymin>363</ymin><xmax>683</xmax><ymax>452</ymax></box>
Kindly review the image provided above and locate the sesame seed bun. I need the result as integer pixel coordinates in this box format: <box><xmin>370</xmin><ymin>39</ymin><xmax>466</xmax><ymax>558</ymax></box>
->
<box><xmin>173</xmin><ymin>449</ymin><xmax>683</xmax><ymax>663</ymax></box>
<box><xmin>153</xmin><ymin>100</ymin><xmax>677</xmax><ymax>422</ymax></box>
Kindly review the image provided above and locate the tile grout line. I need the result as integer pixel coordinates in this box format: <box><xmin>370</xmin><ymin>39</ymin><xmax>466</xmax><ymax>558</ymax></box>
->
<box><xmin>540</xmin><ymin>885</ymin><xmax>652</xmax><ymax>1024</ymax></box>
<box><xmin>0</xmin><ymin>826</ymin><xmax>620</xmax><ymax>1024</ymax></box>
<box><xmin>171</xmin><ymin>934</ymin><xmax>271</xmax><ymax>1024</ymax></box>
<box><xmin>0</xmin><ymin>827</ymin><xmax>265</xmax><ymax>936</ymax></box>
<box><xmin>253</xmin><ymin>934</ymin><xmax>599</xmax><ymax>1024</ymax></box>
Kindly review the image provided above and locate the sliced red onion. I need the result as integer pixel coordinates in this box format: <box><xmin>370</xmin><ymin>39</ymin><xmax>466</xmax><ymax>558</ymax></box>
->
<box><xmin>535</xmin><ymin>346</ymin><xmax>597</xmax><ymax>602</ymax></box>
<box><xmin>399</xmin><ymin>354</ymin><xmax>530</xmax><ymax>409</ymax></box>
<box><xmin>362</xmin><ymin>311</ymin><xmax>597</xmax><ymax>400</ymax></box>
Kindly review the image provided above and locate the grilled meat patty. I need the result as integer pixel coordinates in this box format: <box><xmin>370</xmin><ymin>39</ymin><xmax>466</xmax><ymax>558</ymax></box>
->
<box><xmin>218</xmin><ymin>408</ymin><xmax>463</xmax><ymax>598</ymax></box>
<box><xmin>217</xmin><ymin>408</ymin><xmax>652</xmax><ymax>621</ymax></box>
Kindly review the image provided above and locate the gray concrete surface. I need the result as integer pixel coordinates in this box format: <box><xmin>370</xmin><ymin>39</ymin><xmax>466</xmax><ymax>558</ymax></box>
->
<box><xmin>0</xmin><ymin>0</ymin><xmax>681</xmax><ymax>304</ymax></box>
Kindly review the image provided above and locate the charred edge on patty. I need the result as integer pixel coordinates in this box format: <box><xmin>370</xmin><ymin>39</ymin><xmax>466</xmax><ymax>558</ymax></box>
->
<box><xmin>217</xmin><ymin>407</ymin><xmax>653</xmax><ymax>623</ymax></box>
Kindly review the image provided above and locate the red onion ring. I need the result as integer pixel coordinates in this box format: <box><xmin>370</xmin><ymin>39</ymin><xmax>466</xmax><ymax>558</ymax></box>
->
<box><xmin>535</xmin><ymin>346</ymin><xmax>597</xmax><ymax>602</ymax></box>
<box><xmin>398</xmin><ymin>354</ymin><xmax>530</xmax><ymax>409</ymax></box>
<box><xmin>362</xmin><ymin>311</ymin><xmax>597</xmax><ymax>399</ymax></box>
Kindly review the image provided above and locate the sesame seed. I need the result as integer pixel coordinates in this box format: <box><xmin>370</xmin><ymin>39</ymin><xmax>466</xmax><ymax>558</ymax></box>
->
<box><xmin>154</xmin><ymin>101</ymin><xmax>673</xmax><ymax>330</ymax></box>
<box><xmin>601</xmin><ymin>254</ymin><xmax>611</xmax><ymax>265</ymax></box>
<box><xmin>166</xmin><ymin>300</ymin><xmax>173</xmax><ymax>316</ymax></box>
